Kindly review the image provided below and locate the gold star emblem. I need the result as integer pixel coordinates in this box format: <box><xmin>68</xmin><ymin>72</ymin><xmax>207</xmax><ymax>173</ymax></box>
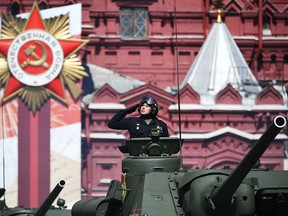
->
<box><xmin>0</xmin><ymin>2</ymin><xmax>88</xmax><ymax>113</ymax></box>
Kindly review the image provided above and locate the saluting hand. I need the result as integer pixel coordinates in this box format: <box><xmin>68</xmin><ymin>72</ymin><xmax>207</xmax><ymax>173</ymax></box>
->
<box><xmin>125</xmin><ymin>104</ymin><xmax>139</xmax><ymax>114</ymax></box>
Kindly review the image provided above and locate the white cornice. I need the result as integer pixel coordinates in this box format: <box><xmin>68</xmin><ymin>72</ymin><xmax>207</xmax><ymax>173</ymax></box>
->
<box><xmin>88</xmin><ymin>132</ymin><xmax>125</xmax><ymax>139</ymax></box>
<box><xmin>169</xmin><ymin>104</ymin><xmax>288</xmax><ymax>111</ymax></box>
<box><xmin>88</xmin><ymin>103</ymin><xmax>125</xmax><ymax>110</ymax></box>
<box><xmin>173</xmin><ymin>126</ymin><xmax>288</xmax><ymax>140</ymax></box>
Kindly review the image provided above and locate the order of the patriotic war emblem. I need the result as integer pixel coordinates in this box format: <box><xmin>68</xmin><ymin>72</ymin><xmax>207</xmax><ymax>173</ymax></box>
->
<box><xmin>0</xmin><ymin>2</ymin><xmax>88</xmax><ymax>113</ymax></box>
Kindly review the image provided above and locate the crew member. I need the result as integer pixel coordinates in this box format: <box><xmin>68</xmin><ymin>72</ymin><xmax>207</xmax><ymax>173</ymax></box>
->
<box><xmin>108</xmin><ymin>96</ymin><xmax>169</xmax><ymax>138</ymax></box>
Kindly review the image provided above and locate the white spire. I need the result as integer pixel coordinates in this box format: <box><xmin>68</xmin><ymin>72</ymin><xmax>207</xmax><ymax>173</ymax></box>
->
<box><xmin>180</xmin><ymin>22</ymin><xmax>261</xmax><ymax>105</ymax></box>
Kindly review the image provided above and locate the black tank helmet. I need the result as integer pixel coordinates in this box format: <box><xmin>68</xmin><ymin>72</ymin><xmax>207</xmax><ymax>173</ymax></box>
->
<box><xmin>138</xmin><ymin>96</ymin><xmax>158</xmax><ymax>117</ymax></box>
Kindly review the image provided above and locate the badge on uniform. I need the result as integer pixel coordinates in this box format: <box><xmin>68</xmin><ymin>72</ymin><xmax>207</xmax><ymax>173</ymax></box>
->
<box><xmin>136</xmin><ymin>123</ymin><xmax>140</xmax><ymax>130</ymax></box>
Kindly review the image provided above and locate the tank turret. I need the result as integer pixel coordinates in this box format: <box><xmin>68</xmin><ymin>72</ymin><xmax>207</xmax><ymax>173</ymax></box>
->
<box><xmin>0</xmin><ymin>179</ymin><xmax>71</xmax><ymax>216</ymax></box>
<box><xmin>72</xmin><ymin>115</ymin><xmax>287</xmax><ymax>216</ymax></box>
<box><xmin>178</xmin><ymin>115</ymin><xmax>287</xmax><ymax>216</ymax></box>
<box><xmin>35</xmin><ymin>179</ymin><xmax>66</xmax><ymax>216</ymax></box>
<box><xmin>211</xmin><ymin>115</ymin><xmax>286</xmax><ymax>207</ymax></box>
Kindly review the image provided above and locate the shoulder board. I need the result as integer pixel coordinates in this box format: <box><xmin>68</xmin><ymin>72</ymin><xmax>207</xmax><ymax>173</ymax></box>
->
<box><xmin>157</xmin><ymin>118</ymin><xmax>167</xmax><ymax>124</ymax></box>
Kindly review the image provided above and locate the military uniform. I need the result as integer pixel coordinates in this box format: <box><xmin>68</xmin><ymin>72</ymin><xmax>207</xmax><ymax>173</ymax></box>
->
<box><xmin>108</xmin><ymin>109</ymin><xmax>169</xmax><ymax>138</ymax></box>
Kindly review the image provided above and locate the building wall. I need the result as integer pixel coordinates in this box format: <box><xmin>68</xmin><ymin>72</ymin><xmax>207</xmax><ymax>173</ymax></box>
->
<box><xmin>83</xmin><ymin>0</ymin><xmax>288</xmax><ymax>89</ymax></box>
<box><xmin>2</xmin><ymin>1</ymin><xmax>287</xmax><ymax>86</ymax></box>
<box><xmin>80</xmin><ymin>0</ymin><xmax>288</xmax><ymax>199</ymax></box>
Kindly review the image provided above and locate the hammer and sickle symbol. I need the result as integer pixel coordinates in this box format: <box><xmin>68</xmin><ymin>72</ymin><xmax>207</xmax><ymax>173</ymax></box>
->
<box><xmin>21</xmin><ymin>41</ymin><xmax>50</xmax><ymax>69</ymax></box>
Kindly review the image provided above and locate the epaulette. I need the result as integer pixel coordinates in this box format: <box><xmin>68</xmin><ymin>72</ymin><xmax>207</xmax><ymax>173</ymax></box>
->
<box><xmin>157</xmin><ymin>117</ymin><xmax>167</xmax><ymax>124</ymax></box>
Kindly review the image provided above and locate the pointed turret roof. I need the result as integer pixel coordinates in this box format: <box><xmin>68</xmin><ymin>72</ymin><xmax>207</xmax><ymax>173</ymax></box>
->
<box><xmin>180</xmin><ymin>22</ymin><xmax>261</xmax><ymax>105</ymax></box>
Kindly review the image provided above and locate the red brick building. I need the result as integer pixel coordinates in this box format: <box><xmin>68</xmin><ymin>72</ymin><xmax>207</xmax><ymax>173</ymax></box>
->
<box><xmin>79</xmin><ymin>0</ymin><xmax>288</xmax><ymax>199</ymax></box>
<box><xmin>2</xmin><ymin>0</ymin><xmax>288</xmax><ymax>200</ymax></box>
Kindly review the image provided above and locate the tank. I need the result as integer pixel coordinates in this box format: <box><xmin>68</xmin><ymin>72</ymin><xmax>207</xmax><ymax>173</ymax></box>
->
<box><xmin>0</xmin><ymin>179</ymin><xmax>71</xmax><ymax>216</ymax></box>
<box><xmin>1</xmin><ymin>116</ymin><xmax>287</xmax><ymax>216</ymax></box>
<box><xmin>72</xmin><ymin>115</ymin><xmax>288</xmax><ymax>216</ymax></box>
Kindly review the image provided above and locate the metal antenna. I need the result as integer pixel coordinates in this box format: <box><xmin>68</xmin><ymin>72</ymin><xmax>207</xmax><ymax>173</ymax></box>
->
<box><xmin>1</xmin><ymin>93</ymin><xmax>5</xmax><ymax>193</ymax></box>
<box><xmin>173</xmin><ymin>0</ymin><xmax>184</xmax><ymax>169</ymax></box>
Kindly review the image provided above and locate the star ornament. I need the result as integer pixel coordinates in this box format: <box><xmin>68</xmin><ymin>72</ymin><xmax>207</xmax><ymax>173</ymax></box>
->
<box><xmin>0</xmin><ymin>2</ymin><xmax>89</xmax><ymax>113</ymax></box>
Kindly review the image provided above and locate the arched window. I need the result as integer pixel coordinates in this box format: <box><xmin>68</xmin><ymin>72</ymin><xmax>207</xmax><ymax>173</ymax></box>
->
<box><xmin>263</xmin><ymin>14</ymin><xmax>271</xmax><ymax>35</ymax></box>
<box><xmin>284</xmin><ymin>55</ymin><xmax>288</xmax><ymax>64</ymax></box>
<box><xmin>10</xmin><ymin>2</ymin><xmax>20</xmax><ymax>16</ymax></box>
<box><xmin>271</xmin><ymin>55</ymin><xmax>276</xmax><ymax>64</ymax></box>
<box><xmin>257</xmin><ymin>54</ymin><xmax>263</xmax><ymax>72</ymax></box>
<box><xmin>284</xmin><ymin>55</ymin><xmax>288</xmax><ymax>71</ymax></box>
<box><xmin>270</xmin><ymin>55</ymin><xmax>276</xmax><ymax>74</ymax></box>
<box><xmin>38</xmin><ymin>2</ymin><xmax>47</xmax><ymax>10</ymax></box>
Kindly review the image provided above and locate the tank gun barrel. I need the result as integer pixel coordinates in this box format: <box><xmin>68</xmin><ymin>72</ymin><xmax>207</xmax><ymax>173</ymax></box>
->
<box><xmin>34</xmin><ymin>179</ymin><xmax>66</xmax><ymax>216</ymax></box>
<box><xmin>211</xmin><ymin>115</ymin><xmax>286</xmax><ymax>207</ymax></box>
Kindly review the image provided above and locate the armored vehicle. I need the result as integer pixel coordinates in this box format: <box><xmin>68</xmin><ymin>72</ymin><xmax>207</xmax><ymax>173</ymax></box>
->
<box><xmin>1</xmin><ymin>116</ymin><xmax>287</xmax><ymax>216</ymax></box>
<box><xmin>72</xmin><ymin>115</ymin><xmax>288</xmax><ymax>216</ymax></box>
<box><xmin>0</xmin><ymin>179</ymin><xmax>71</xmax><ymax>216</ymax></box>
